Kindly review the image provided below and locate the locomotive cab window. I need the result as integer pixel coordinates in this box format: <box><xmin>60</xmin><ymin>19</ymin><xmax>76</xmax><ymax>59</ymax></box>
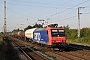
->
<box><xmin>51</xmin><ymin>29</ymin><xmax>65</xmax><ymax>37</ymax></box>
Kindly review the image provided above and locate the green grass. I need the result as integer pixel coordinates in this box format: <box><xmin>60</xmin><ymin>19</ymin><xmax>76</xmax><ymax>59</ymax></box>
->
<box><xmin>67</xmin><ymin>38</ymin><xmax>90</xmax><ymax>45</ymax></box>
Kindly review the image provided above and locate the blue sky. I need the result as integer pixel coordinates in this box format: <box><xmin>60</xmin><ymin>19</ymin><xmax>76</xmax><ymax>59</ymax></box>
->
<box><xmin>0</xmin><ymin>0</ymin><xmax>90</xmax><ymax>32</ymax></box>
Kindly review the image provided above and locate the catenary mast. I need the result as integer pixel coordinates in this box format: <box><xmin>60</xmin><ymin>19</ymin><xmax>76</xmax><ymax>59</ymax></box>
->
<box><xmin>4</xmin><ymin>0</ymin><xmax>7</xmax><ymax>33</ymax></box>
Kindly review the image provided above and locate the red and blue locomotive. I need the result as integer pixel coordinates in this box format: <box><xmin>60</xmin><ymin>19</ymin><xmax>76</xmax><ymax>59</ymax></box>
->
<box><xmin>33</xmin><ymin>25</ymin><xmax>66</xmax><ymax>49</ymax></box>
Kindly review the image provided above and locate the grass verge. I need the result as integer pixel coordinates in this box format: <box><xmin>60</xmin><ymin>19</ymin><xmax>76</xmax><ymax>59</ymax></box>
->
<box><xmin>67</xmin><ymin>38</ymin><xmax>90</xmax><ymax>45</ymax></box>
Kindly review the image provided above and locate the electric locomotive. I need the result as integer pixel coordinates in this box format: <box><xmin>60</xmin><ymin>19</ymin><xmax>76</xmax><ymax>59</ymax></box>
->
<box><xmin>33</xmin><ymin>26</ymin><xmax>66</xmax><ymax>49</ymax></box>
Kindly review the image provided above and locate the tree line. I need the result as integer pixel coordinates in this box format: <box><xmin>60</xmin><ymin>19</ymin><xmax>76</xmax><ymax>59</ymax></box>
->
<box><xmin>12</xmin><ymin>24</ymin><xmax>90</xmax><ymax>41</ymax></box>
<box><xmin>12</xmin><ymin>23</ymin><xmax>43</xmax><ymax>32</ymax></box>
<box><xmin>12</xmin><ymin>24</ymin><xmax>90</xmax><ymax>39</ymax></box>
<box><xmin>65</xmin><ymin>25</ymin><xmax>90</xmax><ymax>39</ymax></box>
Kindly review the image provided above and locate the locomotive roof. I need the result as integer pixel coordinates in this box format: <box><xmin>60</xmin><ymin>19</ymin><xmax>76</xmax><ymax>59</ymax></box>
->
<box><xmin>46</xmin><ymin>26</ymin><xmax>64</xmax><ymax>29</ymax></box>
<box><xmin>25</xmin><ymin>28</ymin><xmax>37</xmax><ymax>32</ymax></box>
<box><xmin>35</xmin><ymin>28</ymin><xmax>46</xmax><ymax>31</ymax></box>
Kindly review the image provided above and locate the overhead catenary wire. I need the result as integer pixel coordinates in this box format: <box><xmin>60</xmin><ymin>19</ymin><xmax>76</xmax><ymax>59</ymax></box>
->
<box><xmin>0</xmin><ymin>1</ymin><xmax>29</xmax><ymax>19</ymax></box>
<box><xmin>1</xmin><ymin>0</ymin><xmax>90</xmax><ymax>18</ymax></box>
<box><xmin>6</xmin><ymin>7</ymin><xmax>29</xmax><ymax>19</ymax></box>
<box><xmin>3</xmin><ymin>0</ymin><xmax>90</xmax><ymax>20</ymax></box>
<box><xmin>1</xmin><ymin>0</ymin><xmax>90</xmax><ymax>28</ymax></box>
<box><xmin>83</xmin><ymin>12</ymin><xmax>90</xmax><ymax>14</ymax></box>
<box><xmin>6</xmin><ymin>0</ymin><xmax>73</xmax><ymax>9</ymax></box>
<box><xmin>46</xmin><ymin>0</ymin><xmax>90</xmax><ymax>18</ymax></box>
<box><xmin>50</xmin><ymin>9</ymin><xmax>90</xmax><ymax>25</ymax></box>
<box><xmin>50</xmin><ymin>15</ymin><xmax>77</xmax><ymax>23</ymax></box>
<box><xmin>40</xmin><ymin>0</ymin><xmax>90</xmax><ymax>21</ymax></box>
<box><xmin>7</xmin><ymin>2</ymin><xmax>58</xmax><ymax>8</ymax></box>
<box><xmin>6</xmin><ymin>7</ymin><xmax>26</xmax><ymax>17</ymax></box>
<box><xmin>44</xmin><ymin>0</ymin><xmax>90</xmax><ymax>25</ymax></box>
<box><xmin>5</xmin><ymin>0</ymin><xmax>74</xmax><ymax>24</ymax></box>
<box><xmin>6</xmin><ymin>0</ymin><xmax>75</xmax><ymax>26</ymax></box>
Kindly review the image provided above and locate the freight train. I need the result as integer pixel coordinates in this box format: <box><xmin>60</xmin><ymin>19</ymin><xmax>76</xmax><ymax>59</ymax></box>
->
<box><xmin>25</xmin><ymin>26</ymin><xmax>66</xmax><ymax>49</ymax></box>
<box><xmin>10</xmin><ymin>25</ymin><xmax>66</xmax><ymax>50</ymax></box>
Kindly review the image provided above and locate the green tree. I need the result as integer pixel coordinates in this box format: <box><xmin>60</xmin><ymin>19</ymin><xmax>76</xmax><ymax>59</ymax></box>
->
<box><xmin>24</xmin><ymin>25</ymin><xmax>32</xmax><ymax>31</ymax></box>
<box><xmin>64</xmin><ymin>25</ymin><xmax>70</xmax><ymax>39</ymax></box>
<box><xmin>81</xmin><ymin>28</ymin><xmax>90</xmax><ymax>38</ymax></box>
<box><xmin>24</xmin><ymin>24</ymin><xmax>42</xmax><ymax>31</ymax></box>
<box><xmin>64</xmin><ymin>25</ymin><xmax>77</xmax><ymax>39</ymax></box>
<box><xmin>12</xmin><ymin>28</ymin><xmax>19</xmax><ymax>32</ymax></box>
<box><xmin>69</xmin><ymin>29</ymin><xmax>77</xmax><ymax>39</ymax></box>
<box><xmin>33</xmin><ymin>23</ymin><xmax>42</xmax><ymax>28</ymax></box>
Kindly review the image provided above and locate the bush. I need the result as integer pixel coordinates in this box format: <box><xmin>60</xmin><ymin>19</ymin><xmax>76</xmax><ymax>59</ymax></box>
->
<box><xmin>67</xmin><ymin>37</ymin><xmax>90</xmax><ymax>45</ymax></box>
<box><xmin>65</xmin><ymin>26</ymin><xmax>90</xmax><ymax>44</ymax></box>
<box><xmin>0</xmin><ymin>37</ymin><xmax>3</xmax><ymax>49</ymax></box>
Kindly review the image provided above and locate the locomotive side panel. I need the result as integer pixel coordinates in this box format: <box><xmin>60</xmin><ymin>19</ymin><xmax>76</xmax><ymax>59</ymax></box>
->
<box><xmin>33</xmin><ymin>30</ymin><xmax>49</xmax><ymax>44</ymax></box>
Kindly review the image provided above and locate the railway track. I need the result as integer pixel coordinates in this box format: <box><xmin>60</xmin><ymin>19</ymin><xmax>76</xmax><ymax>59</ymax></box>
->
<box><xmin>44</xmin><ymin>45</ymin><xmax>90</xmax><ymax>60</ymax></box>
<box><xmin>9</xmin><ymin>37</ymin><xmax>49</xmax><ymax>60</ymax></box>
<box><xmin>76</xmin><ymin>50</ymin><xmax>90</xmax><ymax>56</ymax></box>
<box><xmin>9</xmin><ymin>36</ymin><xmax>90</xmax><ymax>60</ymax></box>
<box><xmin>12</xmin><ymin>41</ymin><xmax>32</xmax><ymax>60</ymax></box>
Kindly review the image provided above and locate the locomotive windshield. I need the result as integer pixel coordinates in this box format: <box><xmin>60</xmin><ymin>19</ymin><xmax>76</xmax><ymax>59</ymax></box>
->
<box><xmin>51</xmin><ymin>29</ymin><xmax>65</xmax><ymax>37</ymax></box>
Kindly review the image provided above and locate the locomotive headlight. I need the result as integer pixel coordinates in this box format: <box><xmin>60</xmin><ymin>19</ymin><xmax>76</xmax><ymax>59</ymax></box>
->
<box><xmin>52</xmin><ymin>40</ymin><xmax>54</xmax><ymax>42</ymax></box>
<box><xmin>52</xmin><ymin>40</ymin><xmax>55</xmax><ymax>42</ymax></box>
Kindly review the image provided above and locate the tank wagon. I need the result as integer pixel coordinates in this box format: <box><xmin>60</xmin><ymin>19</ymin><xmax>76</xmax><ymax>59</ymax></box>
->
<box><xmin>33</xmin><ymin>26</ymin><xmax>66</xmax><ymax>48</ymax></box>
<box><xmin>9</xmin><ymin>31</ymin><xmax>25</xmax><ymax>39</ymax></box>
<box><xmin>10</xmin><ymin>31</ymin><xmax>18</xmax><ymax>37</ymax></box>
<box><xmin>17</xmin><ymin>31</ymin><xmax>25</xmax><ymax>39</ymax></box>
<box><xmin>25</xmin><ymin>28</ymin><xmax>37</xmax><ymax>41</ymax></box>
